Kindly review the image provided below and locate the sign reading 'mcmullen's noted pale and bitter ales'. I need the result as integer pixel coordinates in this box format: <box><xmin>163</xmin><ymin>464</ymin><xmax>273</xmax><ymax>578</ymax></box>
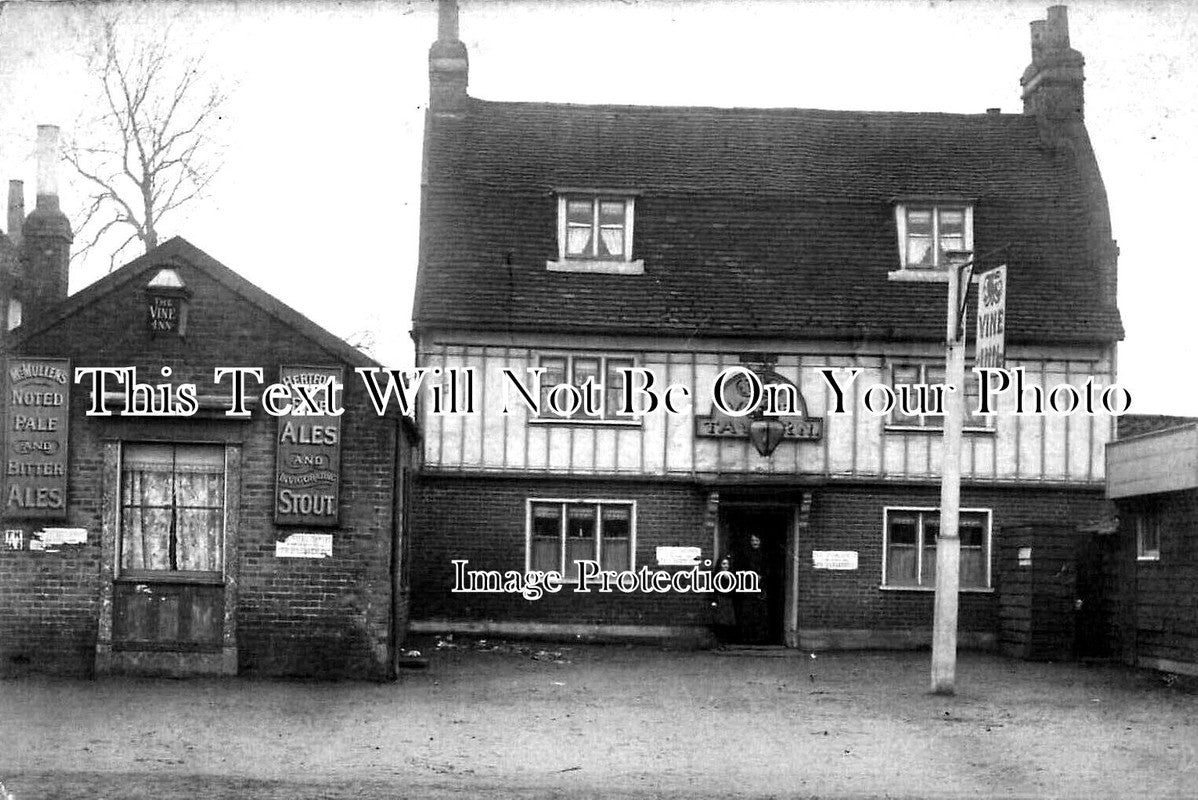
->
<box><xmin>5</xmin><ymin>358</ymin><xmax>71</xmax><ymax>517</ymax></box>
<box><xmin>274</xmin><ymin>365</ymin><xmax>343</xmax><ymax>526</ymax></box>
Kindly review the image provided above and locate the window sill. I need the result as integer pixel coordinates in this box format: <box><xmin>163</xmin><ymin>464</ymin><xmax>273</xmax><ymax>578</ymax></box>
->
<box><xmin>1136</xmin><ymin>556</ymin><xmax>1160</xmax><ymax>563</ymax></box>
<box><xmin>885</xmin><ymin>424</ymin><xmax>995</xmax><ymax>434</ymax></box>
<box><xmin>879</xmin><ymin>585</ymin><xmax>994</xmax><ymax>593</ymax></box>
<box><xmin>529</xmin><ymin>417</ymin><xmax>642</xmax><ymax>427</ymax></box>
<box><xmin>116</xmin><ymin>571</ymin><xmax>224</xmax><ymax>585</ymax></box>
<box><xmin>525</xmin><ymin>576</ymin><xmax>637</xmax><ymax>587</ymax></box>
<box><xmin>113</xmin><ymin>640</ymin><xmax>223</xmax><ymax>653</ymax></box>
<box><xmin>887</xmin><ymin>269</ymin><xmax>980</xmax><ymax>283</ymax></box>
<box><xmin>546</xmin><ymin>258</ymin><xmax>645</xmax><ymax>275</ymax></box>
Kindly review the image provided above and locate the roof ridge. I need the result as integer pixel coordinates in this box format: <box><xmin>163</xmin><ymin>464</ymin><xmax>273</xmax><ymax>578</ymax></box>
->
<box><xmin>468</xmin><ymin>97</ymin><xmax>1028</xmax><ymax>120</ymax></box>
<box><xmin>11</xmin><ymin>237</ymin><xmax>381</xmax><ymax>369</ymax></box>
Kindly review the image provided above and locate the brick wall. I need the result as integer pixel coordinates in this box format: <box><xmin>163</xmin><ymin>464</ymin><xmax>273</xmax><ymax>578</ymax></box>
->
<box><xmin>411</xmin><ymin>473</ymin><xmax>1109</xmax><ymax>647</ymax></box>
<box><xmin>798</xmin><ymin>484</ymin><xmax>1108</xmax><ymax>636</ymax></box>
<box><xmin>410</xmin><ymin>475</ymin><xmax>709</xmax><ymax>626</ymax></box>
<box><xmin>0</xmin><ymin>258</ymin><xmax>400</xmax><ymax>678</ymax></box>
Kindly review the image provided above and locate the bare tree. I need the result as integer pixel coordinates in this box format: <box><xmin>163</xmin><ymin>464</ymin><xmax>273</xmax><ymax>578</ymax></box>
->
<box><xmin>66</xmin><ymin>17</ymin><xmax>229</xmax><ymax>269</ymax></box>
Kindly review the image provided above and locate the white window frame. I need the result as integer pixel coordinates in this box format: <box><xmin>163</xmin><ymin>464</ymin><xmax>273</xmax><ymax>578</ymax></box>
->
<box><xmin>889</xmin><ymin>203</ymin><xmax>974</xmax><ymax>281</ymax></box>
<box><xmin>525</xmin><ymin>498</ymin><xmax>637</xmax><ymax>583</ymax></box>
<box><xmin>881</xmin><ymin>506</ymin><xmax>993</xmax><ymax>591</ymax></box>
<box><xmin>1135</xmin><ymin>513</ymin><xmax>1161</xmax><ymax>561</ymax></box>
<box><xmin>885</xmin><ymin>362</ymin><xmax>993</xmax><ymax>432</ymax></box>
<box><xmin>529</xmin><ymin>352</ymin><xmax>642</xmax><ymax>425</ymax></box>
<box><xmin>547</xmin><ymin>192</ymin><xmax>644</xmax><ymax>275</ymax></box>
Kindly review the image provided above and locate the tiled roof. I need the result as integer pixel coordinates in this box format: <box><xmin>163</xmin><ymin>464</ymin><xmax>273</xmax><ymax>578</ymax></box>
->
<box><xmin>414</xmin><ymin>99</ymin><xmax>1123</xmax><ymax>344</ymax></box>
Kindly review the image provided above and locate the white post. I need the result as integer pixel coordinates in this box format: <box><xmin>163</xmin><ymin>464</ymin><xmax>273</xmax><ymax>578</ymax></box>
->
<box><xmin>931</xmin><ymin>256</ymin><xmax>968</xmax><ymax>694</ymax></box>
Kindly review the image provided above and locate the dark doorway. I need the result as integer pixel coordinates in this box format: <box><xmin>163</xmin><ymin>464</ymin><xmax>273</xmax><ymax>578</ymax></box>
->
<box><xmin>1073</xmin><ymin>532</ymin><xmax>1113</xmax><ymax>658</ymax></box>
<box><xmin>719</xmin><ymin>507</ymin><xmax>790</xmax><ymax>645</ymax></box>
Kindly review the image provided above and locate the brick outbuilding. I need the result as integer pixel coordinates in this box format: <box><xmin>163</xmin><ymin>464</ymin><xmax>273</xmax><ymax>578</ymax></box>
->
<box><xmin>1</xmin><ymin>154</ymin><xmax>417</xmax><ymax>677</ymax></box>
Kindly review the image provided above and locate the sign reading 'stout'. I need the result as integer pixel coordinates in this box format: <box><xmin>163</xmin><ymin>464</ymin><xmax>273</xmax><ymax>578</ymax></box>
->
<box><xmin>5</xmin><ymin>358</ymin><xmax>71</xmax><ymax>517</ymax></box>
<box><xmin>275</xmin><ymin>365</ymin><xmax>343</xmax><ymax>526</ymax></box>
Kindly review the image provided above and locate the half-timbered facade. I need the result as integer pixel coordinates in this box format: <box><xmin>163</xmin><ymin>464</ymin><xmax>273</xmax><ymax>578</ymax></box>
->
<box><xmin>409</xmin><ymin>4</ymin><xmax>1124</xmax><ymax>648</ymax></box>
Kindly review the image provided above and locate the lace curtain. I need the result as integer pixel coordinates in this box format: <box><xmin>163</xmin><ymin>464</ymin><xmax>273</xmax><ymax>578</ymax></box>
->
<box><xmin>121</xmin><ymin>444</ymin><xmax>224</xmax><ymax>573</ymax></box>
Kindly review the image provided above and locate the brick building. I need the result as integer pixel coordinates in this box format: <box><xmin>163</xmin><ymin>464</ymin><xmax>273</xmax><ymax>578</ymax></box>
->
<box><xmin>0</xmin><ymin>128</ymin><xmax>418</xmax><ymax>678</ymax></box>
<box><xmin>408</xmin><ymin>3</ymin><xmax>1125</xmax><ymax>650</ymax></box>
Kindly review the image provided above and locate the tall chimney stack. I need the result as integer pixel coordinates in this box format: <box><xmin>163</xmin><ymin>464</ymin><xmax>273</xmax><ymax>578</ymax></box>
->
<box><xmin>20</xmin><ymin>124</ymin><xmax>72</xmax><ymax>320</ymax></box>
<box><xmin>7</xmin><ymin>181</ymin><xmax>23</xmax><ymax>246</ymax></box>
<box><xmin>429</xmin><ymin>0</ymin><xmax>469</xmax><ymax>114</ymax></box>
<box><xmin>35</xmin><ymin>125</ymin><xmax>62</xmax><ymax>211</ymax></box>
<box><xmin>1021</xmin><ymin>5</ymin><xmax>1085</xmax><ymax>139</ymax></box>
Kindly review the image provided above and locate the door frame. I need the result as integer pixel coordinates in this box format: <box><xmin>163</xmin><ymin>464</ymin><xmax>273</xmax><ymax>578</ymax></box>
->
<box><xmin>95</xmin><ymin>441</ymin><xmax>240</xmax><ymax>676</ymax></box>
<box><xmin>716</xmin><ymin>501</ymin><xmax>797</xmax><ymax>646</ymax></box>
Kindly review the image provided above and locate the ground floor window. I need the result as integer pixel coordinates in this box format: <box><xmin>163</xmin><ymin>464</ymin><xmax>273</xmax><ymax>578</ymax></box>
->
<box><xmin>883</xmin><ymin>507</ymin><xmax>990</xmax><ymax>589</ymax></box>
<box><xmin>1135</xmin><ymin>512</ymin><xmax>1161</xmax><ymax>561</ymax></box>
<box><xmin>528</xmin><ymin>499</ymin><xmax>634</xmax><ymax>581</ymax></box>
<box><xmin>120</xmin><ymin>443</ymin><xmax>226</xmax><ymax>576</ymax></box>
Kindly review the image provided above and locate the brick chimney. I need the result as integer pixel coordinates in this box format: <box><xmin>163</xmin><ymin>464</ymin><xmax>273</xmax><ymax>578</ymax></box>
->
<box><xmin>429</xmin><ymin>0</ymin><xmax>469</xmax><ymax>114</ymax></box>
<box><xmin>1021</xmin><ymin>6</ymin><xmax>1085</xmax><ymax>146</ymax></box>
<box><xmin>1</xmin><ymin>181</ymin><xmax>24</xmax><ymax>334</ymax></box>
<box><xmin>1020</xmin><ymin>9</ymin><xmax>1118</xmax><ymax>310</ymax></box>
<box><xmin>7</xmin><ymin>181</ymin><xmax>23</xmax><ymax>247</ymax></box>
<box><xmin>19</xmin><ymin>125</ymin><xmax>73</xmax><ymax>322</ymax></box>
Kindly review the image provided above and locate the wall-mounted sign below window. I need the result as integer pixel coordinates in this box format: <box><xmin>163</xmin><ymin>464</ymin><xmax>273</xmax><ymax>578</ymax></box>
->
<box><xmin>812</xmin><ymin>550</ymin><xmax>858</xmax><ymax>570</ymax></box>
<box><xmin>4</xmin><ymin>358</ymin><xmax>70</xmax><ymax>518</ymax></box>
<box><xmin>274</xmin><ymin>365</ymin><xmax>343</xmax><ymax>526</ymax></box>
<box><xmin>656</xmin><ymin>546</ymin><xmax>702</xmax><ymax>566</ymax></box>
<box><xmin>275</xmin><ymin>532</ymin><xmax>333</xmax><ymax>559</ymax></box>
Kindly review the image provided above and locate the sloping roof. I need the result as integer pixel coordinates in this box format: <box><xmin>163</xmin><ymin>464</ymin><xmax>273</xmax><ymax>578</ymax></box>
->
<box><xmin>1117</xmin><ymin>415</ymin><xmax>1198</xmax><ymax>440</ymax></box>
<box><xmin>11</xmin><ymin>236</ymin><xmax>379</xmax><ymax>369</ymax></box>
<box><xmin>415</xmin><ymin>99</ymin><xmax>1123</xmax><ymax>345</ymax></box>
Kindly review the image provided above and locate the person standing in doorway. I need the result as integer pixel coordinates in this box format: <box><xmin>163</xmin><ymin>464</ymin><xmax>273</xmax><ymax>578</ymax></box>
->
<box><xmin>737</xmin><ymin>534</ymin><xmax>770</xmax><ymax>644</ymax></box>
<box><xmin>711</xmin><ymin>554</ymin><xmax>738</xmax><ymax>649</ymax></box>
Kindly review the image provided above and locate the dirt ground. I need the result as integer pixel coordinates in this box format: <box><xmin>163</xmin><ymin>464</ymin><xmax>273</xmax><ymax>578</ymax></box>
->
<box><xmin>1</xmin><ymin>637</ymin><xmax>1196</xmax><ymax>799</ymax></box>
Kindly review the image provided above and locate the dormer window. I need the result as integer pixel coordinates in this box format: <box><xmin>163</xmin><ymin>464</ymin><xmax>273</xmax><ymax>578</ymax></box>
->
<box><xmin>567</xmin><ymin>197</ymin><xmax>626</xmax><ymax>258</ymax></box>
<box><xmin>889</xmin><ymin>201</ymin><xmax>974</xmax><ymax>282</ymax></box>
<box><xmin>548</xmin><ymin>191</ymin><xmax>644</xmax><ymax>275</ymax></box>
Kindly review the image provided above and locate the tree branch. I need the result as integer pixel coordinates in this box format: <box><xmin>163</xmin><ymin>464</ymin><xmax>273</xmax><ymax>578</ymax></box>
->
<box><xmin>66</xmin><ymin>16</ymin><xmax>229</xmax><ymax>268</ymax></box>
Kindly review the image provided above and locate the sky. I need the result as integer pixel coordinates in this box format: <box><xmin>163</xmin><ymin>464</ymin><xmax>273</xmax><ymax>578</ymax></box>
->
<box><xmin>0</xmin><ymin>0</ymin><xmax>1195</xmax><ymax>415</ymax></box>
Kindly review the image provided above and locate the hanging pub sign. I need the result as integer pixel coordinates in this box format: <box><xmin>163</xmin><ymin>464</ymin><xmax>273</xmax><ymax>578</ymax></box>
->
<box><xmin>975</xmin><ymin>264</ymin><xmax>1007</xmax><ymax>369</ymax></box>
<box><xmin>4</xmin><ymin>358</ymin><xmax>71</xmax><ymax>518</ymax></box>
<box><xmin>275</xmin><ymin>365</ymin><xmax>343</xmax><ymax>526</ymax></box>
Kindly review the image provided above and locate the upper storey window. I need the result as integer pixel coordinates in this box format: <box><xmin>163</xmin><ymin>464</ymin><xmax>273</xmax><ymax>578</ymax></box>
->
<box><xmin>890</xmin><ymin>202</ymin><xmax>973</xmax><ymax>281</ymax></box>
<box><xmin>567</xmin><ymin>197</ymin><xmax>626</xmax><ymax>258</ymax></box>
<box><xmin>548</xmin><ymin>192</ymin><xmax>644</xmax><ymax>275</ymax></box>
